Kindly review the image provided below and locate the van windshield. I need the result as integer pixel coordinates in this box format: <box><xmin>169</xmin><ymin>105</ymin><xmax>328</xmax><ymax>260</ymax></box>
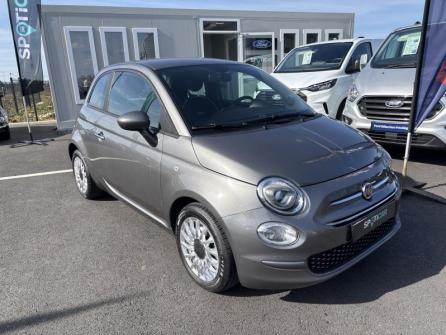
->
<box><xmin>275</xmin><ymin>42</ymin><xmax>353</xmax><ymax>73</ymax></box>
<box><xmin>155</xmin><ymin>63</ymin><xmax>314</xmax><ymax>132</ymax></box>
<box><xmin>371</xmin><ymin>27</ymin><xmax>421</xmax><ymax>68</ymax></box>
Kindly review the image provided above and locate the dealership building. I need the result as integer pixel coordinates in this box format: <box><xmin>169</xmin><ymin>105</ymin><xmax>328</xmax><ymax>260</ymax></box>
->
<box><xmin>40</xmin><ymin>5</ymin><xmax>354</xmax><ymax>130</ymax></box>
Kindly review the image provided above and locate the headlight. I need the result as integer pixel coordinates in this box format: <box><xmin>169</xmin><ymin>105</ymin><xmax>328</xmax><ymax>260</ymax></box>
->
<box><xmin>305</xmin><ymin>79</ymin><xmax>337</xmax><ymax>92</ymax></box>
<box><xmin>347</xmin><ymin>84</ymin><xmax>359</xmax><ymax>102</ymax></box>
<box><xmin>257</xmin><ymin>222</ymin><xmax>299</xmax><ymax>246</ymax></box>
<box><xmin>257</xmin><ymin>177</ymin><xmax>305</xmax><ymax>215</ymax></box>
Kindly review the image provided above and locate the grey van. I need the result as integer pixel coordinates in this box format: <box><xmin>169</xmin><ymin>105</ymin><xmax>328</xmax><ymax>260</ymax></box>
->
<box><xmin>69</xmin><ymin>58</ymin><xmax>401</xmax><ymax>292</ymax></box>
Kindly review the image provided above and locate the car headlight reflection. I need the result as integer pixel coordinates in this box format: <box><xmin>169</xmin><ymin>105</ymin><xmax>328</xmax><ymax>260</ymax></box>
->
<box><xmin>257</xmin><ymin>222</ymin><xmax>299</xmax><ymax>246</ymax></box>
<box><xmin>257</xmin><ymin>177</ymin><xmax>305</xmax><ymax>215</ymax></box>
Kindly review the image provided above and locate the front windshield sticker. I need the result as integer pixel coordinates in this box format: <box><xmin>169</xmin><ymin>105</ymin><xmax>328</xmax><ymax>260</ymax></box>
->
<box><xmin>401</xmin><ymin>33</ymin><xmax>420</xmax><ymax>56</ymax></box>
<box><xmin>301</xmin><ymin>51</ymin><xmax>313</xmax><ymax>65</ymax></box>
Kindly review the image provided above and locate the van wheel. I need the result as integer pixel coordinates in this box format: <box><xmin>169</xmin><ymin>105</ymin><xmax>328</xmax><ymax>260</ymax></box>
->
<box><xmin>71</xmin><ymin>150</ymin><xmax>103</xmax><ymax>199</ymax></box>
<box><xmin>176</xmin><ymin>203</ymin><xmax>238</xmax><ymax>293</ymax></box>
<box><xmin>336</xmin><ymin>99</ymin><xmax>347</xmax><ymax>120</ymax></box>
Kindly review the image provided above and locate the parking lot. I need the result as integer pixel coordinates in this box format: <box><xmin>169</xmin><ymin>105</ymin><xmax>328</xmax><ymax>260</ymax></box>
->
<box><xmin>0</xmin><ymin>122</ymin><xmax>445</xmax><ymax>335</ymax></box>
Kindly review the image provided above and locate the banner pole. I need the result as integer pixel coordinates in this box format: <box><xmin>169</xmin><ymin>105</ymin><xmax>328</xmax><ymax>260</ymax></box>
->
<box><xmin>22</xmin><ymin>96</ymin><xmax>34</xmax><ymax>142</ymax></box>
<box><xmin>403</xmin><ymin>0</ymin><xmax>431</xmax><ymax>178</ymax></box>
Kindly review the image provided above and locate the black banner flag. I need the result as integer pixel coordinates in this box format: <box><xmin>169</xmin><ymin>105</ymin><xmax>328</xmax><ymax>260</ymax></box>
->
<box><xmin>7</xmin><ymin>0</ymin><xmax>44</xmax><ymax>96</ymax></box>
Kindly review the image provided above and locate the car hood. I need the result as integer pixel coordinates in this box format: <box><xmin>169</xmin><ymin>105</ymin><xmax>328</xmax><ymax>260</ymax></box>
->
<box><xmin>271</xmin><ymin>70</ymin><xmax>340</xmax><ymax>89</ymax></box>
<box><xmin>192</xmin><ymin>116</ymin><xmax>381</xmax><ymax>186</ymax></box>
<box><xmin>356</xmin><ymin>67</ymin><xmax>415</xmax><ymax>96</ymax></box>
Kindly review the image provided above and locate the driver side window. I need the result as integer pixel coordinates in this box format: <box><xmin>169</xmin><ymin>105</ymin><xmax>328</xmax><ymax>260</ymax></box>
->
<box><xmin>346</xmin><ymin>43</ymin><xmax>373</xmax><ymax>73</ymax></box>
<box><xmin>108</xmin><ymin>72</ymin><xmax>153</xmax><ymax>116</ymax></box>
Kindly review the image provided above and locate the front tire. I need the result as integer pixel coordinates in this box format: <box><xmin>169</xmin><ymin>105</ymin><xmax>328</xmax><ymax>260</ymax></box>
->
<box><xmin>176</xmin><ymin>203</ymin><xmax>238</xmax><ymax>293</ymax></box>
<box><xmin>71</xmin><ymin>150</ymin><xmax>103</xmax><ymax>199</ymax></box>
<box><xmin>0</xmin><ymin>127</ymin><xmax>10</xmax><ymax>140</ymax></box>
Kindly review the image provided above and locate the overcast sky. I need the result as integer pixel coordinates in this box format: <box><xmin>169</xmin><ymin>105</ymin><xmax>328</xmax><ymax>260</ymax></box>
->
<box><xmin>0</xmin><ymin>0</ymin><xmax>424</xmax><ymax>81</ymax></box>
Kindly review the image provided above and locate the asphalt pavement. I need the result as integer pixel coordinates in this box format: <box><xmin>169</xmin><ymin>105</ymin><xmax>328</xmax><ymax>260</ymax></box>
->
<box><xmin>0</xmin><ymin>122</ymin><xmax>445</xmax><ymax>334</ymax></box>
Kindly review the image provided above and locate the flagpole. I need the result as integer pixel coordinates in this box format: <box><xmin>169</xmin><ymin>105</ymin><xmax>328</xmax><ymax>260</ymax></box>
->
<box><xmin>402</xmin><ymin>0</ymin><xmax>431</xmax><ymax>177</ymax></box>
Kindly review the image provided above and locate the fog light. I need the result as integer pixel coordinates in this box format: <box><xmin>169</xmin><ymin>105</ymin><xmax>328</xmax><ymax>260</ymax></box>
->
<box><xmin>257</xmin><ymin>222</ymin><xmax>298</xmax><ymax>246</ymax></box>
<box><xmin>343</xmin><ymin>115</ymin><xmax>352</xmax><ymax>125</ymax></box>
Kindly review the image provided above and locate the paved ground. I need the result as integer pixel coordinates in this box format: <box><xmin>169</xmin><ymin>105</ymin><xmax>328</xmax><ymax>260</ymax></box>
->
<box><xmin>0</xmin><ymin>122</ymin><xmax>445</xmax><ymax>334</ymax></box>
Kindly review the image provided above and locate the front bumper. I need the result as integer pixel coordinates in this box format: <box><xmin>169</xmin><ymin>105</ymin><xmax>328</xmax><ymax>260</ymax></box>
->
<box><xmin>302</xmin><ymin>89</ymin><xmax>343</xmax><ymax>119</ymax></box>
<box><xmin>344</xmin><ymin>99</ymin><xmax>446</xmax><ymax>149</ymax></box>
<box><xmin>222</xmin><ymin>161</ymin><xmax>401</xmax><ymax>290</ymax></box>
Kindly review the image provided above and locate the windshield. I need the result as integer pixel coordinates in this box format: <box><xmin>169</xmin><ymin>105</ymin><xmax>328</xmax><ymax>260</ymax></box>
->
<box><xmin>275</xmin><ymin>42</ymin><xmax>353</xmax><ymax>73</ymax></box>
<box><xmin>155</xmin><ymin>64</ymin><xmax>314</xmax><ymax>131</ymax></box>
<box><xmin>371</xmin><ymin>27</ymin><xmax>421</xmax><ymax>68</ymax></box>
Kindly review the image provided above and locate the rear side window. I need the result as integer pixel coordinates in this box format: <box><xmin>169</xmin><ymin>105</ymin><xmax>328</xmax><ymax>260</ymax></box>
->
<box><xmin>108</xmin><ymin>72</ymin><xmax>153</xmax><ymax>116</ymax></box>
<box><xmin>88</xmin><ymin>73</ymin><xmax>112</xmax><ymax>109</ymax></box>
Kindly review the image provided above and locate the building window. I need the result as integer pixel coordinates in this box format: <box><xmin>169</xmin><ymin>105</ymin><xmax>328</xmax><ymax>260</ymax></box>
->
<box><xmin>63</xmin><ymin>26</ymin><xmax>98</xmax><ymax>104</ymax></box>
<box><xmin>325</xmin><ymin>29</ymin><xmax>344</xmax><ymax>41</ymax></box>
<box><xmin>132</xmin><ymin>28</ymin><xmax>160</xmax><ymax>60</ymax></box>
<box><xmin>303</xmin><ymin>29</ymin><xmax>322</xmax><ymax>45</ymax></box>
<box><xmin>280</xmin><ymin>29</ymin><xmax>299</xmax><ymax>60</ymax></box>
<box><xmin>99</xmin><ymin>27</ymin><xmax>130</xmax><ymax>66</ymax></box>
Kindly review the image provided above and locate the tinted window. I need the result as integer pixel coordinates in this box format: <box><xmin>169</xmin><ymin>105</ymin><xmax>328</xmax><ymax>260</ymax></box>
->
<box><xmin>108</xmin><ymin>72</ymin><xmax>153</xmax><ymax>116</ymax></box>
<box><xmin>203</xmin><ymin>20</ymin><xmax>238</xmax><ymax>32</ymax></box>
<box><xmin>88</xmin><ymin>73</ymin><xmax>112</xmax><ymax>109</ymax></box>
<box><xmin>156</xmin><ymin>64</ymin><xmax>314</xmax><ymax>131</ymax></box>
<box><xmin>276</xmin><ymin>42</ymin><xmax>353</xmax><ymax>73</ymax></box>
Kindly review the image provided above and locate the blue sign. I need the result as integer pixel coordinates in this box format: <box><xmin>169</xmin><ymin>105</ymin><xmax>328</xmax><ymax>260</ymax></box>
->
<box><xmin>371</xmin><ymin>122</ymin><xmax>409</xmax><ymax>134</ymax></box>
<box><xmin>415</xmin><ymin>0</ymin><xmax>446</xmax><ymax>129</ymax></box>
<box><xmin>252</xmin><ymin>39</ymin><xmax>272</xmax><ymax>49</ymax></box>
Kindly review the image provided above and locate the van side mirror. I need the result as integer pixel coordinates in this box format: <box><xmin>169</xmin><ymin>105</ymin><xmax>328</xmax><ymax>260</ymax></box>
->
<box><xmin>346</xmin><ymin>59</ymin><xmax>361</xmax><ymax>74</ymax></box>
<box><xmin>117</xmin><ymin>111</ymin><xmax>158</xmax><ymax>147</ymax></box>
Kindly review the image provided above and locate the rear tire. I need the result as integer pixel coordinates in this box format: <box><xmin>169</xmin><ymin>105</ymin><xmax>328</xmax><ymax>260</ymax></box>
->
<box><xmin>71</xmin><ymin>150</ymin><xmax>103</xmax><ymax>199</ymax></box>
<box><xmin>176</xmin><ymin>203</ymin><xmax>238</xmax><ymax>293</ymax></box>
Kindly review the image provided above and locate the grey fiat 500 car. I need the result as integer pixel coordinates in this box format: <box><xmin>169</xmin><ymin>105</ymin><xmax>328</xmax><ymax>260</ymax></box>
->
<box><xmin>69</xmin><ymin>58</ymin><xmax>401</xmax><ymax>293</ymax></box>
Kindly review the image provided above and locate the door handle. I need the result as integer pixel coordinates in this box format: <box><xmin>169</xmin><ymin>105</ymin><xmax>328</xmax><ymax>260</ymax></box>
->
<box><xmin>94</xmin><ymin>131</ymin><xmax>105</xmax><ymax>141</ymax></box>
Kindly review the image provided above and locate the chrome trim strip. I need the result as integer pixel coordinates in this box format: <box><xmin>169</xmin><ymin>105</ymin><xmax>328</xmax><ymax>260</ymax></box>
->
<box><xmin>328</xmin><ymin>188</ymin><xmax>397</xmax><ymax>227</ymax></box>
<box><xmin>103</xmin><ymin>180</ymin><xmax>169</xmax><ymax>228</ymax></box>
<box><xmin>330</xmin><ymin>176</ymin><xmax>390</xmax><ymax>206</ymax></box>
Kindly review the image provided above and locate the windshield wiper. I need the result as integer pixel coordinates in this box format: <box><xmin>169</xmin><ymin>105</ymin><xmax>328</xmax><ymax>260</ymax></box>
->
<box><xmin>191</xmin><ymin>113</ymin><xmax>315</xmax><ymax>131</ymax></box>
<box><xmin>191</xmin><ymin>122</ymin><xmax>247</xmax><ymax>131</ymax></box>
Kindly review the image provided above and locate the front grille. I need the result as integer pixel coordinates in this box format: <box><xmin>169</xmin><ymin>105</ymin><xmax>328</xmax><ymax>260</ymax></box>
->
<box><xmin>358</xmin><ymin>96</ymin><xmax>443</xmax><ymax>121</ymax></box>
<box><xmin>308</xmin><ymin>219</ymin><xmax>396</xmax><ymax>274</ymax></box>
<box><xmin>362</xmin><ymin>130</ymin><xmax>440</xmax><ymax>146</ymax></box>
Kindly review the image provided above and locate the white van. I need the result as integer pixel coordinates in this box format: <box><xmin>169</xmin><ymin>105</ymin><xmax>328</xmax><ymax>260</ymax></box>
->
<box><xmin>271</xmin><ymin>38</ymin><xmax>382</xmax><ymax>119</ymax></box>
<box><xmin>344</xmin><ymin>24</ymin><xmax>446</xmax><ymax>149</ymax></box>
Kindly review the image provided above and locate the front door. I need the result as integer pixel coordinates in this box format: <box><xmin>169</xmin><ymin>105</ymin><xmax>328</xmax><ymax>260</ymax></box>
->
<box><xmin>98</xmin><ymin>71</ymin><xmax>163</xmax><ymax>216</ymax></box>
<box><xmin>238</xmin><ymin>32</ymin><xmax>276</xmax><ymax>73</ymax></box>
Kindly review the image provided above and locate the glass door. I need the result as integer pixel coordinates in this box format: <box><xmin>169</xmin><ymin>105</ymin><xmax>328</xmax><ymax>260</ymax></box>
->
<box><xmin>238</xmin><ymin>32</ymin><xmax>275</xmax><ymax>73</ymax></box>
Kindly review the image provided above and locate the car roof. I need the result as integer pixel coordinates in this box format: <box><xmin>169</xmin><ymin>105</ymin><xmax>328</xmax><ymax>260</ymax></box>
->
<box><xmin>393</xmin><ymin>23</ymin><xmax>422</xmax><ymax>33</ymax></box>
<box><xmin>135</xmin><ymin>58</ymin><xmax>241</xmax><ymax>70</ymax></box>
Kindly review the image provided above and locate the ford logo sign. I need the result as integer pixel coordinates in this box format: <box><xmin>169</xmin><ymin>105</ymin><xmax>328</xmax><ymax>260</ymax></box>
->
<box><xmin>252</xmin><ymin>40</ymin><xmax>272</xmax><ymax>49</ymax></box>
<box><xmin>385</xmin><ymin>100</ymin><xmax>404</xmax><ymax>108</ymax></box>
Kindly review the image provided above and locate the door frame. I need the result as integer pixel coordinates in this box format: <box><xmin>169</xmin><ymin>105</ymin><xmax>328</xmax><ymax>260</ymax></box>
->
<box><xmin>199</xmin><ymin>18</ymin><xmax>241</xmax><ymax>58</ymax></box>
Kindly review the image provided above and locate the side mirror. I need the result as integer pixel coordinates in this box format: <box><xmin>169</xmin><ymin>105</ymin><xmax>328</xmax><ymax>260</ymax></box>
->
<box><xmin>117</xmin><ymin>111</ymin><xmax>150</xmax><ymax>131</ymax></box>
<box><xmin>346</xmin><ymin>59</ymin><xmax>361</xmax><ymax>74</ymax></box>
<box><xmin>117</xmin><ymin>111</ymin><xmax>158</xmax><ymax>147</ymax></box>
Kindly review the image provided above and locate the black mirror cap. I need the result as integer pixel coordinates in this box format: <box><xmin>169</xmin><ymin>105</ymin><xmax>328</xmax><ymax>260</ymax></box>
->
<box><xmin>117</xmin><ymin>111</ymin><xmax>150</xmax><ymax>131</ymax></box>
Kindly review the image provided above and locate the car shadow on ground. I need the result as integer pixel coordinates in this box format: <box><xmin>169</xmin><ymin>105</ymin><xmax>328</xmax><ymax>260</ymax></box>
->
<box><xmin>0</xmin><ymin>123</ymin><xmax>67</xmax><ymax>147</ymax></box>
<box><xmin>226</xmin><ymin>193</ymin><xmax>446</xmax><ymax>303</ymax></box>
